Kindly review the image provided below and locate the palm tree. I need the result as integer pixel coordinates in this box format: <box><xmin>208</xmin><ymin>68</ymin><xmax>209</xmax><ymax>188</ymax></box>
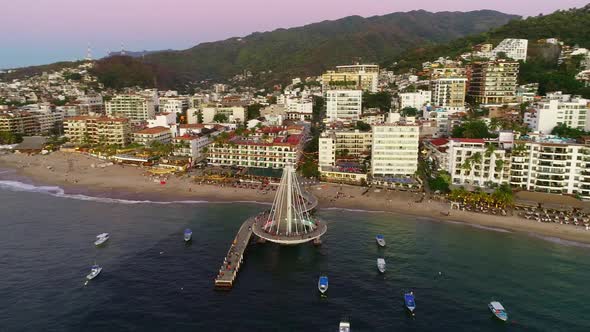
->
<box><xmin>484</xmin><ymin>143</ymin><xmax>496</xmax><ymax>158</ymax></box>
<box><xmin>495</xmin><ymin>159</ymin><xmax>505</xmax><ymax>172</ymax></box>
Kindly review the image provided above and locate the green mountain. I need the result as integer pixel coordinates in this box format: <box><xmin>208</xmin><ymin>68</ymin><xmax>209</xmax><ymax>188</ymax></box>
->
<box><xmin>141</xmin><ymin>10</ymin><xmax>518</xmax><ymax>86</ymax></box>
<box><xmin>394</xmin><ymin>5</ymin><xmax>590</xmax><ymax>97</ymax></box>
<box><xmin>1</xmin><ymin>10</ymin><xmax>518</xmax><ymax>89</ymax></box>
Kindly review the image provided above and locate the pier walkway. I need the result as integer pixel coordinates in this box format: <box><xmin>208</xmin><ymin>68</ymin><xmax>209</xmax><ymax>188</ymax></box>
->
<box><xmin>214</xmin><ymin>217</ymin><xmax>256</xmax><ymax>289</ymax></box>
<box><xmin>214</xmin><ymin>173</ymin><xmax>320</xmax><ymax>289</ymax></box>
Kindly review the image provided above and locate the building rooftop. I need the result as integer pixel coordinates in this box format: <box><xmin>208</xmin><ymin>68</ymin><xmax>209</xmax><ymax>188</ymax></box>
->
<box><xmin>134</xmin><ymin>126</ymin><xmax>170</xmax><ymax>135</ymax></box>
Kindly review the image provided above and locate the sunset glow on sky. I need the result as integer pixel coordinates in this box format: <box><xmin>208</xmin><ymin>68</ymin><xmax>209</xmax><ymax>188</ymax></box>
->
<box><xmin>1</xmin><ymin>0</ymin><xmax>587</xmax><ymax>68</ymax></box>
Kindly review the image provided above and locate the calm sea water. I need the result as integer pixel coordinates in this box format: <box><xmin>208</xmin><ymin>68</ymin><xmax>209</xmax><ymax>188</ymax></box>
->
<box><xmin>1</xmin><ymin>180</ymin><xmax>590</xmax><ymax>331</ymax></box>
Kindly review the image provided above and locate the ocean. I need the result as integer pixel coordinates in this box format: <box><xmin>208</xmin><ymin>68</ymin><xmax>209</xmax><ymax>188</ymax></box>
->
<box><xmin>1</xmin><ymin>179</ymin><xmax>590</xmax><ymax>331</ymax></box>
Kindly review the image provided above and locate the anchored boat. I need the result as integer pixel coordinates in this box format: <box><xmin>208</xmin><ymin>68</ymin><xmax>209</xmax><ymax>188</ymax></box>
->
<box><xmin>404</xmin><ymin>292</ymin><xmax>416</xmax><ymax>314</ymax></box>
<box><xmin>376</xmin><ymin>234</ymin><xmax>386</xmax><ymax>247</ymax></box>
<box><xmin>377</xmin><ymin>258</ymin><xmax>386</xmax><ymax>273</ymax></box>
<box><xmin>86</xmin><ymin>265</ymin><xmax>102</xmax><ymax>280</ymax></box>
<box><xmin>318</xmin><ymin>276</ymin><xmax>329</xmax><ymax>294</ymax></box>
<box><xmin>184</xmin><ymin>229</ymin><xmax>193</xmax><ymax>242</ymax></box>
<box><xmin>488</xmin><ymin>301</ymin><xmax>508</xmax><ymax>322</ymax></box>
<box><xmin>94</xmin><ymin>233</ymin><xmax>109</xmax><ymax>246</ymax></box>
<box><xmin>338</xmin><ymin>319</ymin><xmax>351</xmax><ymax>332</ymax></box>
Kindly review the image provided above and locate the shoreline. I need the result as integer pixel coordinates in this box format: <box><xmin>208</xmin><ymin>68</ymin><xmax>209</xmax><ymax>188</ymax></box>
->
<box><xmin>1</xmin><ymin>151</ymin><xmax>590</xmax><ymax>246</ymax></box>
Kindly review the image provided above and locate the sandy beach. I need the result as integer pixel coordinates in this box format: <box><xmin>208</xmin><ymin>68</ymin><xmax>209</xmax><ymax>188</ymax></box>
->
<box><xmin>1</xmin><ymin>151</ymin><xmax>590</xmax><ymax>245</ymax></box>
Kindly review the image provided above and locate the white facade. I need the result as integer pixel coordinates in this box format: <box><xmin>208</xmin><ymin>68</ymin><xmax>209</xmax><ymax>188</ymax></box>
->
<box><xmin>399</xmin><ymin>90</ymin><xmax>431</xmax><ymax>110</ymax></box>
<box><xmin>524</xmin><ymin>97</ymin><xmax>590</xmax><ymax>134</ymax></box>
<box><xmin>423</xmin><ymin>107</ymin><xmax>450</xmax><ymax>137</ymax></box>
<box><xmin>147</xmin><ymin>113</ymin><xmax>177</xmax><ymax>128</ymax></box>
<box><xmin>202</xmin><ymin>106</ymin><xmax>246</xmax><ymax>124</ymax></box>
<box><xmin>159</xmin><ymin>97</ymin><xmax>188</xmax><ymax>114</ymax></box>
<box><xmin>446</xmin><ymin>139</ymin><xmax>512</xmax><ymax>187</ymax></box>
<box><xmin>286</xmin><ymin>99</ymin><xmax>313</xmax><ymax>121</ymax></box>
<box><xmin>492</xmin><ymin>38</ymin><xmax>528</xmax><ymax>62</ymax></box>
<box><xmin>371</xmin><ymin>123</ymin><xmax>419</xmax><ymax>177</ymax></box>
<box><xmin>318</xmin><ymin>134</ymin><xmax>336</xmax><ymax>168</ymax></box>
<box><xmin>326</xmin><ymin>90</ymin><xmax>362</xmax><ymax>122</ymax></box>
<box><xmin>133</xmin><ymin>127</ymin><xmax>172</xmax><ymax>145</ymax></box>
<box><xmin>173</xmin><ymin>135</ymin><xmax>211</xmax><ymax>163</ymax></box>
<box><xmin>105</xmin><ymin>94</ymin><xmax>155</xmax><ymax>123</ymax></box>
<box><xmin>510</xmin><ymin>140</ymin><xmax>590</xmax><ymax>199</ymax></box>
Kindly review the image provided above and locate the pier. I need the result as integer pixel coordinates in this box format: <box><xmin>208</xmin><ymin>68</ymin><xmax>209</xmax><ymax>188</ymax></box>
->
<box><xmin>214</xmin><ymin>217</ymin><xmax>256</xmax><ymax>289</ymax></box>
<box><xmin>214</xmin><ymin>165</ymin><xmax>325</xmax><ymax>289</ymax></box>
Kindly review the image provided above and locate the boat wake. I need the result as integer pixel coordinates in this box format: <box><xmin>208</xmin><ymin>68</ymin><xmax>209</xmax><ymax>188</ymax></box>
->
<box><xmin>0</xmin><ymin>180</ymin><xmax>271</xmax><ymax>206</ymax></box>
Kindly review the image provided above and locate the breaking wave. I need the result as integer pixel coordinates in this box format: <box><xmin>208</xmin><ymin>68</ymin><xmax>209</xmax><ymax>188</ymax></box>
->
<box><xmin>0</xmin><ymin>180</ymin><xmax>270</xmax><ymax>206</ymax></box>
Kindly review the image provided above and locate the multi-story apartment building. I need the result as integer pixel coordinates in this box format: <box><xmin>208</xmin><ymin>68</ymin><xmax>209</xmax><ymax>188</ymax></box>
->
<box><xmin>286</xmin><ymin>98</ymin><xmax>313</xmax><ymax>121</ymax></box>
<box><xmin>399</xmin><ymin>90</ymin><xmax>431</xmax><ymax>110</ymax></box>
<box><xmin>371</xmin><ymin>122</ymin><xmax>419</xmax><ymax>177</ymax></box>
<box><xmin>159</xmin><ymin>97</ymin><xmax>188</xmax><ymax>114</ymax></box>
<box><xmin>431</xmin><ymin>77</ymin><xmax>467</xmax><ymax>112</ymax></box>
<box><xmin>64</xmin><ymin>116</ymin><xmax>131</xmax><ymax>146</ymax></box>
<box><xmin>207</xmin><ymin>133</ymin><xmax>304</xmax><ymax>169</ymax></box>
<box><xmin>468</xmin><ymin>60</ymin><xmax>519</xmax><ymax>104</ymax></box>
<box><xmin>510</xmin><ymin>137</ymin><xmax>590</xmax><ymax>199</ymax></box>
<box><xmin>426</xmin><ymin>136</ymin><xmax>513</xmax><ymax>187</ymax></box>
<box><xmin>172</xmin><ymin>134</ymin><xmax>211</xmax><ymax>164</ymax></box>
<box><xmin>492</xmin><ymin>38</ymin><xmax>528</xmax><ymax>62</ymax></box>
<box><xmin>105</xmin><ymin>94</ymin><xmax>156</xmax><ymax>123</ymax></box>
<box><xmin>201</xmin><ymin>106</ymin><xmax>246</xmax><ymax>124</ymax></box>
<box><xmin>326</xmin><ymin>90</ymin><xmax>362</xmax><ymax>122</ymax></box>
<box><xmin>524</xmin><ymin>96</ymin><xmax>590</xmax><ymax>134</ymax></box>
<box><xmin>133</xmin><ymin>126</ymin><xmax>172</xmax><ymax>145</ymax></box>
<box><xmin>318</xmin><ymin>129</ymin><xmax>373</xmax><ymax>168</ymax></box>
<box><xmin>0</xmin><ymin>110</ymin><xmax>64</xmax><ymax>136</ymax></box>
<box><xmin>321</xmin><ymin>64</ymin><xmax>379</xmax><ymax>92</ymax></box>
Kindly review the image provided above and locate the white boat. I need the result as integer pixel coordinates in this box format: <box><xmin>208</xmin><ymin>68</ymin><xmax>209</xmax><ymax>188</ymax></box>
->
<box><xmin>184</xmin><ymin>229</ymin><xmax>192</xmax><ymax>242</ymax></box>
<box><xmin>86</xmin><ymin>265</ymin><xmax>102</xmax><ymax>280</ymax></box>
<box><xmin>94</xmin><ymin>233</ymin><xmax>110</xmax><ymax>246</ymax></box>
<box><xmin>338</xmin><ymin>320</ymin><xmax>350</xmax><ymax>332</ymax></box>
<box><xmin>377</xmin><ymin>258</ymin><xmax>386</xmax><ymax>273</ymax></box>
<box><xmin>318</xmin><ymin>276</ymin><xmax>329</xmax><ymax>294</ymax></box>
<box><xmin>376</xmin><ymin>234</ymin><xmax>386</xmax><ymax>247</ymax></box>
<box><xmin>488</xmin><ymin>301</ymin><xmax>508</xmax><ymax>322</ymax></box>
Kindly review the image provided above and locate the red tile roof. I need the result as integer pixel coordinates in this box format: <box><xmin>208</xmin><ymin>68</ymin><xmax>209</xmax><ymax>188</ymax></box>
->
<box><xmin>134</xmin><ymin>126</ymin><xmax>170</xmax><ymax>135</ymax></box>
<box><xmin>429</xmin><ymin>138</ymin><xmax>449</xmax><ymax>146</ymax></box>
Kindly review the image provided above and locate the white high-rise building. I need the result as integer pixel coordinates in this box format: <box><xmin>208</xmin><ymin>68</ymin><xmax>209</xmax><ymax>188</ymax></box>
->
<box><xmin>105</xmin><ymin>94</ymin><xmax>155</xmax><ymax>123</ymax></box>
<box><xmin>371</xmin><ymin>121</ymin><xmax>419</xmax><ymax>177</ymax></box>
<box><xmin>326</xmin><ymin>90</ymin><xmax>362</xmax><ymax>122</ymax></box>
<box><xmin>399</xmin><ymin>90</ymin><xmax>431</xmax><ymax>110</ymax></box>
<box><xmin>524</xmin><ymin>96</ymin><xmax>590</xmax><ymax>134</ymax></box>
<box><xmin>492</xmin><ymin>38</ymin><xmax>528</xmax><ymax>62</ymax></box>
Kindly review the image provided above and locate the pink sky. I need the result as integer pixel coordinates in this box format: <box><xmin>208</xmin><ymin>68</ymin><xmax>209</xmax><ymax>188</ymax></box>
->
<box><xmin>1</xmin><ymin>0</ymin><xmax>587</xmax><ymax>68</ymax></box>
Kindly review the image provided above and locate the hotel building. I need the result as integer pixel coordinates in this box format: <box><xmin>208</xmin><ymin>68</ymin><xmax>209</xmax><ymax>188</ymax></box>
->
<box><xmin>64</xmin><ymin>116</ymin><xmax>131</xmax><ymax>146</ymax></box>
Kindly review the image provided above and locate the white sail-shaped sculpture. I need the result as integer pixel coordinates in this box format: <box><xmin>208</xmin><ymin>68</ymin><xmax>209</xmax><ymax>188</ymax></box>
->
<box><xmin>252</xmin><ymin>164</ymin><xmax>326</xmax><ymax>245</ymax></box>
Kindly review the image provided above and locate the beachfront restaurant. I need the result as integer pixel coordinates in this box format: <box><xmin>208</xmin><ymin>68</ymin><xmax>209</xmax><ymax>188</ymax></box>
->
<box><xmin>113</xmin><ymin>154</ymin><xmax>159</xmax><ymax>166</ymax></box>
<box><xmin>371</xmin><ymin>176</ymin><xmax>422</xmax><ymax>191</ymax></box>
<box><xmin>320</xmin><ymin>163</ymin><xmax>368</xmax><ymax>185</ymax></box>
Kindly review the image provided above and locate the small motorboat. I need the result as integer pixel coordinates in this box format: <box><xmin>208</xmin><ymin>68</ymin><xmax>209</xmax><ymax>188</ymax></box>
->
<box><xmin>338</xmin><ymin>319</ymin><xmax>350</xmax><ymax>332</ymax></box>
<box><xmin>377</xmin><ymin>258</ymin><xmax>386</xmax><ymax>273</ymax></box>
<box><xmin>376</xmin><ymin>234</ymin><xmax>386</xmax><ymax>247</ymax></box>
<box><xmin>488</xmin><ymin>301</ymin><xmax>508</xmax><ymax>322</ymax></box>
<box><xmin>404</xmin><ymin>292</ymin><xmax>416</xmax><ymax>314</ymax></box>
<box><xmin>94</xmin><ymin>233</ymin><xmax>110</xmax><ymax>246</ymax></box>
<box><xmin>318</xmin><ymin>276</ymin><xmax>329</xmax><ymax>294</ymax></box>
<box><xmin>86</xmin><ymin>265</ymin><xmax>102</xmax><ymax>280</ymax></box>
<box><xmin>184</xmin><ymin>229</ymin><xmax>193</xmax><ymax>242</ymax></box>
